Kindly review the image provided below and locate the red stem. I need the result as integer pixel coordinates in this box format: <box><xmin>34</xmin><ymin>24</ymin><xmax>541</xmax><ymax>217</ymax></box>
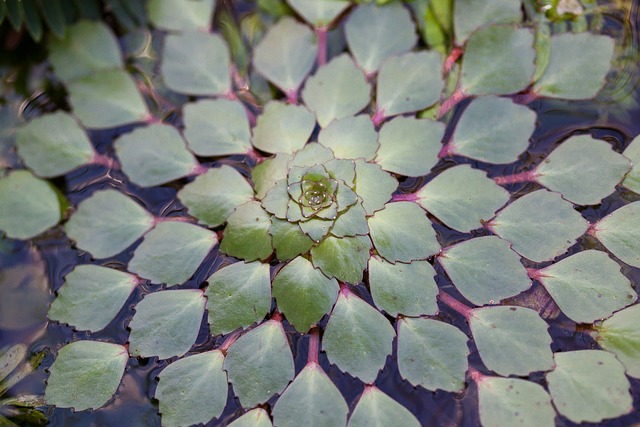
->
<box><xmin>587</xmin><ymin>222</ymin><xmax>599</xmax><ymax>237</ymax></box>
<box><xmin>220</xmin><ymin>329</ymin><xmax>242</xmax><ymax>352</ymax></box>
<box><xmin>438</xmin><ymin>290</ymin><xmax>473</xmax><ymax>320</ymax></box>
<box><xmin>271</xmin><ymin>310</ymin><xmax>283</xmax><ymax>322</ymax></box>
<box><xmin>316</xmin><ymin>27</ymin><xmax>328</xmax><ymax>66</ymax></box>
<box><xmin>437</xmin><ymin>88</ymin><xmax>467</xmax><ymax>119</ymax></box>
<box><xmin>438</xmin><ymin>142</ymin><xmax>455</xmax><ymax>159</ymax></box>
<box><xmin>468</xmin><ymin>365</ymin><xmax>485</xmax><ymax>383</ymax></box>
<box><xmin>286</xmin><ymin>89</ymin><xmax>298</xmax><ymax>105</ymax></box>
<box><xmin>444</xmin><ymin>46</ymin><xmax>463</xmax><ymax>75</ymax></box>
<box><xmin>371</xmin><ymin>108</ymin><xmax>386</xmax><ymax>127</ymax></box>
<box><xmin>391</xmin><ymin>192</ymin><xmax>419</xmax><ymax>203</ymax></box>
<box><xmin>191</xmin><ymin>163</ymin><xmax>208</xmax><ymax>176</ymax></box>
<box><xmin>494</xmin><ymin>170</ymin><xmax>539</xmax><ymax>185</ymax></box>
<box><xmin>527</xmin><ymin>267</ymin><xmax>548</xmax><ymax>281</ymax></box>
<box><xmin>307</xmin><ymin>328</ymin><xmax>319</xmax><ymax>365</ymax></box>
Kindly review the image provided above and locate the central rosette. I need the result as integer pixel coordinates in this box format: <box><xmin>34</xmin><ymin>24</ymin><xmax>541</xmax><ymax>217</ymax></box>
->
<box><xmin>289</xmin><ymin>165</ymin><xmax>339</xmax><ymax>219</ymax></box>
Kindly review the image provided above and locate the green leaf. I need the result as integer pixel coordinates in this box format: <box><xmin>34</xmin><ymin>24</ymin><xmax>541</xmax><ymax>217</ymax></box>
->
<box><xmin>161</xmin><ymin>30</ymin><xmax>231</xmax><ymax>96</ymax></box>
<box><xmin>397</xmin><ymin>318</ymin><xmax>469</xmax><ymax>393</ymax></box>
<box><xmin>345</xmin><ymin>3</ymin><xmax>417</xmax><ymax>74</ymax></box>
<box><xmin>129</xmin><ymin>289</ymin><xmax>206</xmax><ymax>359</ymax></box>
<box><xmin>67</xmin><ymin>69</ymin><xmax>149</xmax><ymax>129</ymax></box>
<box><xmin>418</xmin><ymin>165</ymin><xmax>509</xmax><ymax>232</ymax></box>
<box><xmin>454</xmin><ymin>0</ymin><xmax>522</xmax><ymax>44</ymax></box>
<box><xmin>622</xmin><ymin>134</ymin><xmax>640</xmax><ymax>194</ymax></box>
<box><xmin>353</xmin><ymin>159</ymin><xmax>397</xmax><ymax>215</ymax></box>
<box><xmin>205</xmin><ymin>261</ymin><xmax>271</xmax><ymax>336</ymax></box>
<box><xmin>375</xmin><ymin>117</ymin><xmax>444</xmax><ymax>177</ymax></box>
<box><xmin>269</xmin><ymin>218</ymin><xmax>315</xmax><ymax>261</ymax></box>
<box><xmin>253</xmin><ymin>16</ymin><xmax>317</xmax><ymax>94</ymax></box>
<box><xmin>376</xmin><ymin>51</ymin><xmax>444</xmax><ymax>117</ymax></box>
<box><xmin>438</xmin><ymin>236</ymin><xmax>531</xmax><ymax>306</ymax></box>
<box><xmin>48</xmin><ymin>21</ymin><xmax>122</xmax><ymax>83</ymax></box>
<box><xmin>114</xmin><ymin>124</ymin><xmax>197</xmax><ymax>187</ymax></box>
<box><xmin>489</xmin><ymin>190</ymin><xmax>588</xmax><ymax>262</ymax></box>
<box><xmin>447</xmin><ymin>96</ymin><xmax>536</xmax><ymax>164</ymax></box>
<box><xmin>0</xmin><ymin>170</ymin><xmax>61</xmax><ymax>240</ymax></box>
<box><xmin>64</xmin><ymin>189</ymin><xmax>154</xmax><ymax>259</ymax></box>
<box><xmin>595</xmin><ymin>304</ymin><xmax>640</xmax><ymax>379</ymax></box>
<box><xmin>289</xmin><ymin>142</ymin><xmax>335</xmax><ymax>169</ymax></box>
<box><xmin>252</xmin><ymin>102</ymin><xmax>316</xmax><ymax>154</ymax></box>
<box><xmin>261</xmin><ymin>179</ymin><xmax>290</xmax><ymax>219</ymax></box>
<box><xmin>39</xmin><ymin>0</ymin><xmax>66</xmax><ymax>38</ymax></box>
<box><xmin>592</xmin><ymin>201</ymin><xmax>640</xmax><ymax>268</ymax></box>
<box><xmin>318</xmin><ymin>115</ymin><xmax>379</xmax><ymax>161</ymax></box>
<box><xmin>48</xmin><ymin>265</ymin><xmax>137</xmax><ymax>332</ymax></box>
<box><xmin>323</xmin><ymin>292</ymin><xmax>395</xmax><ymax>383</ymax></box>
<box><xmin>534</xmin><ymin>135</ymin><xmax>631</xmax><ymax>205</ymax></box>
<box><xmin>182</xmin><ymin>99</ymin><xmax>252</xmax><ymax>156</ymax></box>
<box><xmin>155</xmin><ymin>351</ymin><xmax>227</xmax><ymax>427</ymax></box>
<box><xmin>546</xmin><ymin>350</ymin><xmax>633</xmax><ymax>423</ymax></box>
<box><xmin>533</xmin><ymin>33</ymin><xmax>614</xmax><ymax>99</ymax></box>
<box><xmin>272</xmin><ymin>256</ymin><xmax>339</xmax><ymax>332</ymax></box>
<box><xmin>45</xmin><ymin>341</ymin><xmax>127</xmax><ymax>411</ymax></box>
<box><xmin>220</xmin><ymin>201</ymin><xmax>273</xmax><ymax>261</ymax></box>
<box><xmin>311</xmin><ymin>235</ymin><xmax>371</xmax><ymax>283</ymax></box>
<box><xmin>22</xmin><ymin>0</ymin><xmax>43</xmax><ymax>42</ymax></box>
<box><xmin>298</xmin><ymin>217</ymin><xmax>333</xmax><ymax>242</ymax></box>
<box><xmin>368</xmin><ymin>202</ymin><xmax>440</xmax><ymax>263</ymax></box>
<box><xmin>369</xmin><ymin>258</ymin><xmax>438</xmax><ymax>317</ymax></box>
<box><xmin>478</xmin><ymin>377</ymin><xmax>555</xmax><ymax>427</ymax></box>
<box><xmin>178</xmin><ymin>165</ymin><xmax>253</xmax><ymax>228</ymax></box>
<box><xmin>460</xmin><ymin>26</ymin><xmax>535</xmax><ymax>95</ymax></box>
<box><xmin>301</xmin><ymin>54</ymin><xmax>371</xmax><ymax>127</ymax></box>
<box><xmin>16</xmin><ymin>112</ymin><xmax>94</xmax><ymax>177</ymax></box>
<box><xmin>272</xmin><ymin>363</ymin><xmax>348</xmax><ymax>427</ymax></box>
<box><xmin>330</xmin><ymin>201</ymin><xmax>369</xmax><ymax>237</ymax></box>
<box><xmin>285</xmin><ymin>0</ymin><xmax>350</xmax><ymax>27</ymax></box>
<box><xmin>252</xmin><ymin>154</ymin><xmax>292</xmax><ymax>199</ymax></box>
<box><xmin>470</xmin><ymin>306</ymin><xmax>553</xmax><ymax>376</ymax></box>
<box><xmin>128</xmin><ymin>221</ymin><xmax>217</xmax><ymax>286</ymax></box>
<box><xmin>347</xmin><ymin>387</ymin><xmax>420</xmax><ymax>427</ymax></box>
<box><xmin>148</xmin><ymin>0</ymin><xmax>216</xmax><ymax>31</ymax></box>
<box><xmin>224</xmin><ymin>320</ymin><xmax>295</xmax><ymax>408</ymax></box>
<box><xmin>534</xmin><ymin>250</ymin><xmax>637</xmax><ymax>323</ymax></box>
<box><xmin>228</xmin><ymin>409</ymin><xmax>273</xmax><ymax>427</ymax></box>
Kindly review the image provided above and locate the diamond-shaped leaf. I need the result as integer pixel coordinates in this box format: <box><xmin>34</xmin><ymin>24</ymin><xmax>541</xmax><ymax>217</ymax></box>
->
<box><xmin>269</xmin><ymin>218</ymin><xmax>315</xmax><ymax>261</ymax></box>
<box><xmin>311</xmin><ymin>235</ymin><xmax>371</xmax><ymax>283</ymax></box>
<box><xmin>353</xmin><ymin>160</ymin><xmax>397</xmax><ymax>215</ymax></box>
<box><xmin>252</xmin><ymin>154</ymin><xmax>292</xmax><ymax>200</ymax></box>
<box><xmin>318</xmin><ymin>115</ymin><xmax>379</xmax><ymax>161</ymax></box>
<box><xmin>592</xmin><ymin>201</ymin><xmax>640</xmax><ymax>268</ymax></box>
<box><xmin>228</xmin><ymin>409</ymin><xmax>273</xmax><ymax>427</ymax></box>
<box><xmin>622</xmin><ymin>134</ymin><xmax>640</xmax><ymax>194</ymax></box>
<box><xmin>595</xmin><ymin>304</ymin><xmax>640</xmax><ymax>379</ymax></box>
<box><xmin>252</xmin><ymin>102</ymin><xmax>316</xmax><ymax>155</ymax></box>
<box><xmin>347</xmin><ymin>387</ymin><xmax>420</xmax><ymax>427</ymax></box>
<box><xmin>454</xmin><ymin>0</ymin><xmax>522</xmax><ymax>44</ymax></box>
<box><xmin>148</xmin><ymin>0</ymin><xmax>216</xmax><ymax>31</ymax></box>
<box><xmin>220</xmin><ymin>201</ymin><xmax>273</xmax><ymax>262</ymax></box>
<box><xmin>286</xmin><ymin>0</ymin><xmax>350</xmax><ymax>27</ymax></box>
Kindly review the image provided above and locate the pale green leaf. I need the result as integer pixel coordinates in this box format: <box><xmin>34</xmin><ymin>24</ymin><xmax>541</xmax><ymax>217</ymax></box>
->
<box><xmin>272</xmin><ymin>363</ymin><xmax>348</xmax><ymax>427</ymax></box>
<box><xmin>252</xmin><ymin>102</ymin><xmax>315</xmax><ymax>155</ymax></box>
<box><xmin>48</xmin><ymin>265</ymin><xmax>137</xmax><ymax>332</ymax></box>
<box><xmin>454</xmin><ymin>0</ymin><xmax>522</xmax><ymax>44</ymax></box>
<box><xmin>205</xmin><ymin>261</ymin><xmax>271</xmax><ymax>336</ymax></box>
<box><xmin>156</xmin><ymin>351</ymin><xmax>227</xmax><ymax>427</ymax></box>
<box><xmin>345</xmin><ymin>3</ymin><xmax>417</xmax><ymax>74</ymax></box>
<box><xmin>228</xmin><ymin>409</ymin><xmax>273</xmax><ymax>427</ymax></box>
<box><xmin>148</xmin><ymin>0</ymin><xmax>216</xmax><ymax>31</ymax></box>
<box><xmin>489</xmin><ymin>189</ymin><xmax>588</xmax><ymax>262</ymax></box>
<box><xmin>0</xmin><ymin>170</ymin><xmax>61</xmax><ymax>240</ymax></box>
<box><xmin>252</xmin><ymin>154</ymin><xmax>292</xmax><ymax>199</ymax></box>
<box><xmin>347</xmin><ymin>387</ymin><xmax>420</xmax><ymax>427</ymax></box>
<box><xmin>375</xmin><ymin>117</ymin><xmax>444</xmax><ymax>177</ymax></box>
<box><xmin>220</xmin><ymin>201</ymin><xmax>273</xmax><ymax>262</ymax></box>
<box><xmin>397</xmin><ymin>317</ymin><xmax>469</xmax><ymax>393</ymax></box>
<box><xmin>298</xmin><ymin>217</ymin><xmax>333</xmax><ymax>242</ymax></box>
<box><xmin>318</xmin><ymin>115</ymin><xmax>379</xmax><ymax>161</ymax></box>
<box><xmin>178</xmin><ymin>165</ymin><xmax>253</xmax><ymax>228</ymax></box>
<box><xmin>595</xmin><ymin>304</ymin><xmax>640</xmax><ymax>379</ymax></box>
<box><xmin>269</xmin><ymin>218</ymin><xmax>315</xmax><ymax>261</ymax></box>
<box><xmin>288</xmin><ymin>142</ymin><xmax>335</xmax><ymax>169</ymax></box>
<box><xmin>546</xmin><ymin>350</ymin><xmax>633</xmax><ymax>423</ymax></box>
<box><xmin>592</xmin><ymin>201</ymin><xmax>640</xmax><ymax>268</ymax></box>
<box><xmin>286</xmin><ymin>0</ymin><xmax>350</xmax><ymax>27</ymax></box>
<box><xmin>224</xmin><ymin>320</ymin><xmax>295</xmax><ymax>408</ymax></box>
<box><xmin>272</xmin><ymin>256</ymin><xmax>339</xmax><ymax>332</ymax></box>
<box><xmin>129</xmin><ymin>289</ymin><xmax>206</xmax><ymax>359</ymax></box>
<box><xmin>311</xmin><ymin>235</ymin><xmax>371</xmax><ymax>283</ymax></box>
<box><xmin>16</xmin><ymin>112</ymin><xmax>94</xmax><ymax>178</ymax></box>
<box><xmin>353</xmin><ymin>159</ymin><xmax>397</xmax><ymax>215</ymax></box>
<box><xmin>45</xmin><ymin>341</ymin><xmax>127</xmax><ymax>411</ymax></box>
<box><xmin>330</xmin><ymin>201</ymin><xmax>369</xmax><ymax>237</ymax></box>
<box><xmin>261</xmin><ymin>179</ymin><xmax>289</xmax><ymax>219</ymax></box>
<box><xmin>622</xmin><ymin>134</ymin><xmax>640</xmax><ymax>194</ymax></box>
<box><xmin>323</xmin><ymin>292</ymin><xmax>395</xmax><ymax>383</ymax></box>
<box><xmin>438</xmin><ymin>236</ymin><xmax>530</xmax><ymax>305</ymax></box>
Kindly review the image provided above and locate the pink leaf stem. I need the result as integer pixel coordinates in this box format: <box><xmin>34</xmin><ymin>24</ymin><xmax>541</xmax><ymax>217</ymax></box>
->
<box><xmin>191</xmin><ymin>163</ymin><xmax>209</xmax><ymax>176</ymax></box>
<box><xmin>271</xmin><ymin>310</ymin><xmax>283</xmax><ymax>322</ymax></box>
<box><xmin>371</xmin><ymin>108</ymin><xmax>386</xmax><ymax>127</ymax></box>
<box><xmin>438</xmin><ymin>290</ymin><xmax>473</xmax><ymax>320</ymax></box>
<box><xmin>246</xmin><ymin>147</ymin><xmax>266</xmax><ymax>164</ymax></box>
<box><xmin>444</xmin><ymin>46</ymin><xmax>463</xmax><ymax>75</ymax></box>
<box><xmin>468</xmin><ymin>365</ymin><xmax>485</xmax><ymax>383</ymax></box>
<box><xmin>307</xmin><ymin>328</ymin><xmax>320</xmax><ymax>365</ymax></box>
<box><xmin>285</xmin><ymin>88</ymin><xmax>299</xmax><ymax>105</ymax></box>
<box><xmin>493</xmin><ymin>170</ymin><xmax>539</xmax><ymax>185</ymax></box>
<box><xmin>586</xmin><ymin>222</ymin><xmax>599</xmax><ymax>237</ymax></box>
<box><xmin>437</xmin><ymin>142</ymin><xmax>455</xmax><ymax>159</ymax></box>
<box><xmin>316</xmin><ymin>27</ymin><xmax>328</xmax><ymax>66</ymax></box>
<box><xmin>220</xmin><ymin>329</ymin><xmax>242</xmax><ymax>353</ymax></box>
<box><xmin>91</xmin><ymin>152</ymin><xmax>116</xmax><ymax>168</ymax></box>
<box><xmin>391</xmin><ymin>192</ymin><xmax>419</xmax><ymax>203</ymax></box>
<box><xmin>526</xmin><ymin>267</ymin><xmax>549</xmax><ymax>281</ymax></box>
<box><xmin>339</xmin><ymin>282</ymin><xmax>351</xmax><ymax>297</ymax></box>
<box><xmin>437</xmin><ymin>88</ymin><xmax>467</xmax><ymax>119</ymax></box>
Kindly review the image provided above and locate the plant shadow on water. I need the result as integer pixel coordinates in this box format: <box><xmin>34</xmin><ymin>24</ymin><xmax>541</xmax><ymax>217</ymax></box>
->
<box><xmin>1</xmin><ymin>0</ymin><xmax>640</xmax><ymax>426</ymax></box>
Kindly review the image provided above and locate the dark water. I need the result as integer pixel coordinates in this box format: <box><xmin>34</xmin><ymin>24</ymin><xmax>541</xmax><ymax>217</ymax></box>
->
<box><xmin>2</xmin><ymin>2</ymin><xmax>640</xmax><ymax>427</ymax></box>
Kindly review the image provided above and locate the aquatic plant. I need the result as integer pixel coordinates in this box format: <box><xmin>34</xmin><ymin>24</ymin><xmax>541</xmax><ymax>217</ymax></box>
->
<box><xmin>1</xmin><ymin>0</ymin><xmax>639</xmax><ymax>425</ymax></box>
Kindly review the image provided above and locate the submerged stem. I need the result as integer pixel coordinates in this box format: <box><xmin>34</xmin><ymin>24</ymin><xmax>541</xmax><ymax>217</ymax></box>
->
<box><xmin>494</xmin><ymin>170</ymin><xmax>539</xmax><ymax>185</ymax></box>
<box><xmin>437</xmin><ymin>88</ymin><xmax>466</xmax><ymax>119</ymax></box>
<box><xmin>438</xmin><ymin>290</ymin><xmax>473</xmax><ymax>320</ymax></box>
<box><xmin>220</xmin><ymin>329</ymin><xmax>242</xmax><ymax>353</ymax></box>
<box><xmin>307</xmin><ymin>328</ymin><xmax>320</xmax><ymax>365</ymax></box>
<box><xmin>391</xmin><ymin>192</ymin><xmax>419</xmax><ymax>203</ymax></box>
<box><xmin>316</xmin><ymin>27</ymin><xmax>328</xmax><ymax>66</ymax></box>
<box><xmin>371</xmin><ymin>108</ymin><xmax>386</xmax><ymax>127</ymax></box>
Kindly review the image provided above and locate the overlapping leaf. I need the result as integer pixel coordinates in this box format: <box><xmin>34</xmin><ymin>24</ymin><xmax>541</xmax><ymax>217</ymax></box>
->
<box><xmin>591</xmin><ymin>201</ymin><xmax>640</xmax><ymax>267</ymax></box>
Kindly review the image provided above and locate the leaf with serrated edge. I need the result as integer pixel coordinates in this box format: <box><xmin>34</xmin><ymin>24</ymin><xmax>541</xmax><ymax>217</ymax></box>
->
<box><xmin>622</xmin><ymin>134</ymin><xmax>640</xmax><ymax>193</ymax></box>
<box><xmin>178</xmin><ymin>165</ymin><xmax>253</xmax><ymax>228</ymax></box>
<box><xmin>311</xmin><ymin>235</ymin><xmax>371</xmax><ymax>283</ymax></box>
<box><xmin>592</xmin><ymin>201</ymin><xmax>640</xmax><ymax>268</ymax></box>
<box><xmin>347</xmin><ymin>387</ymin><xmax>420</xmax><ymax>427</ymax></box>
<box><xmin>286</xmin><ymin>0</ymin><xmax>350</xmax><ymax>27</ymax></box>
<box><xmin>64</xmin><ymin>189</ymin><xmax>154</xmax><ymax>259</ymax></box>
<box><xmin>318</xmin><ymin>115</ymin><xmax>379</xmax><ymax>161</ymax></box>
<box><xmin>148</xmin><ymin>0</ymin><xmax>215</xmax><ymax>31</ymax></box>
<box><xmin>45</xmin><ymin>341</ymin><xmax>127</xmax><ymax>411</ymax></box>
<box><xmin>595</xmin><ymin>304</ymin><xmax>640</xmax><ymax>379</ymax></box>
<box><xmin>535</xmin><ymin>250</ymin><xmax>637</xmax><ymax>323</ymax></box>
<box><xmin>345</xmin><ymin>3</ymin><xmax>417</xmax><ymax>74</ymax></box>
<box><xmin>252</xmin><ymin>154</ymin><xmax>292</xmax><ymax>200</ymax></box>
<box><xmin>48</xmin><ymin>265</ymin><xmax>137</xmax><ymax>332</ymax></box>
<box><xmin>397</xmin><ymin>318</ymin><xmax>469</xmax><ymax>392</ymax></box>
<box><xmin>128</xmin><ymin>221</ymin><xmax>216</xmax><ymax>286</ymax></box>
<box><xmin>369</xmin><ymin>257</ymin><xmax>438</xmax><ymax>317</ymax></box>
<box><xmin>129</xmin><ymin>289</ymin><xmax>206</xmax><ymax>359</ymax></box>
<box><xmin>270</xmin><ymin>218</ymin><xmax>315</xmax><ymax>261</ymax></box>
<box><xmin>331</xmin><ymin>201</ymin><xmax>369</xmax><ymax>237</ymax></box>
<box><xmin>252</xmin><ymin>102</ymin><xmax>316</xmax><ymax>155</ymax></box>
<box><xmin>205</xmin><ymin>261</ymin><xmax>271</xmax><ymax>336</ymax></box>
<box><xmin>273</xmin><ymin>256</ymin><xmax>338</xmax><ymax>333</ymax></box>
<box><xmin>438</xmin><ymin>236</ymin><xmax>530</xmax><ymax>306</ymax></box>
<box><xmin>224</xmin><ymin>320</ymin><xmax>295</xmax><ymax>408</ymax></box>
<box><xmin>220</xmin><ymin>201</ymin><xmax>273</xmax><ymax>262</ymax></box>
<box><xmin>489</xmin><ymin>189</ymin><xmax>588</xmax><ymax>262</ymax></box>
<box><xmin>376</xmin><ymin>117</ymin><xmax>443</xmax><ymax>177</ymax></box>
<box><xmin>323</xmin><ymin>291</ymin><xmax>395</xmax><ymax>383</ymax></box>
<box><xmin>156</xmin><ymin>351</ymin><xmax>227</xmax><ymax>427</ymax></box>
<box><xmin>454</xmin><ymin>0</ymin><xmax>522</xmax><ymax>44</ymax></box>
<box><xmin>353</xmin><ymin>160</ymin><xmax>397</xmax><ymax>215</ymax></box>
<box><xmin>301</xmin><ymin>54</ymin><xmax>371</xmax><ymax>128</ymax></box>
<box><xmin>272</xmin><ymin>363</ymin><xmax>348</xmax><ymax>427</ymax></box>
<box><xmin>228</xmin><ymin>408</ymin><xmax>273</xmax><ymax>427</ymax></box>
<box><xmin>546</xmin><ymin>350</ymin><xmax>633</xmax><ymax>423</ymax></box>
<box><xmin>419</xmin><ymin>164</ymin><xmax>509</xmax><ymax>232</ymax></box>
<box><xmin>368</xmin><ymin>202</ymin><xmax>440</xmax><ymax>263</ymax></box>
<box><xmin>478</xmin><ymin>377</ymin><xmax>555</xmax><ymax>427</ymax></box>
<box><xmin>470</xmin><ymin>306</ymin><xmax>553</xmax><ymax>376</ymax></box>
